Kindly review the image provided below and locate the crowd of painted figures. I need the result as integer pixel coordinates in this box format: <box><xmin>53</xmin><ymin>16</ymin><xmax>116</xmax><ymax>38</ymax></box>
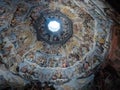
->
<box><xmin>0</xmin><ymin>0</ymin><xmax>112</xmax><ymax>89</ymax></box>
<box><xmin>0</xmin><ymin>77</ymin><xmax>55</xmax><ymax>90</ymax></box>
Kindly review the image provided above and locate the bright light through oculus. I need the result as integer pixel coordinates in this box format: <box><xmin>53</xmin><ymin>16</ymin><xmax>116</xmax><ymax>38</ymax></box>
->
<box><xmin>48</xmin><ymin>21</ymin><xmax>60</xmax><ymax>32</ymax></box>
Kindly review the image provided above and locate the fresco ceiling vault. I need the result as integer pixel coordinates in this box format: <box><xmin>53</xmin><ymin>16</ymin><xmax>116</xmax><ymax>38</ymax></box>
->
<box><xmin>0</xmin><ymin>0</ymin><xmax>118</xmax><ymax>89</ymax></box>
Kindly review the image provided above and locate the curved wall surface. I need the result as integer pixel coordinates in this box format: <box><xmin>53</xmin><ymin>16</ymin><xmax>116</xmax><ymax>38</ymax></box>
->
<box><xmin>0</xmin><ymin>0</ymin><xmax>118</xmax><ymax>89</ymax></box>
